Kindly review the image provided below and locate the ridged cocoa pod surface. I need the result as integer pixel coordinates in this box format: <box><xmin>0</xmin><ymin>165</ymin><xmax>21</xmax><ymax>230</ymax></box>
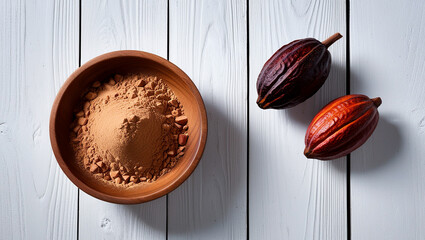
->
<box><xmin>304</xmin><ymin>94</ymin><xmax>382</xmax><ymax>160</ymax></box>
<box><xmin>257</xmin><ymin>33</ymin><xmax>342</xmax><ymax>109</ymax></box>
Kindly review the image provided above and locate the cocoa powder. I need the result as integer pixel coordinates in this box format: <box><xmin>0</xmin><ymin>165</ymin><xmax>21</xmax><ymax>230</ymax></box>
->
<box><xmin>70</xmin><ymin>74</ymin><xmax>189</xmax><ymax>187</ymax></box>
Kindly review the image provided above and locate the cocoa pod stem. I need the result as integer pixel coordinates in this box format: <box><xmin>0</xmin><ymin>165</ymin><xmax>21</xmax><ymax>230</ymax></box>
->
<box><xmin>321</xmin><ymin>33</ymin><xmax>343</xmax><ymax>48</ymax></box>
<box><xmin>371</xmin><ymin>97</ymin><xmax>382</xmax><ymax>107</ymax></box>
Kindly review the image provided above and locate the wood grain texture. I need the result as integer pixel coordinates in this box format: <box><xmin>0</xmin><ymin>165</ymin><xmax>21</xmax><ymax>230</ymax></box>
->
<box><xmin>350</xmin><ymin>0</ymin><xmax>425</xmax><ymax>239</ymax></box>
<box><xmin>249</xmin><ymin>0</ymin><xmax>347</xmax><ymax>239</ymax></box>
<box><xmin>79</xmin><ymin>1</ymin><xmax>167</xmax><ymax>239</ymax></box>
<box><xmin>168</xmin><ymin>0</ymin><xmax>248</xmax><ymax>239</ymax></box>
<box><xmin>0</xmin><ymin>0</ymin><xmax>79</xmax><ymax>239</ymax></box>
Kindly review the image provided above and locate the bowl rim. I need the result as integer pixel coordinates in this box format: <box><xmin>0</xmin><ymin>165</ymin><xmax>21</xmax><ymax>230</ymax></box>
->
<box><xmin>49</xmin><ymin>50</ymin><xmax>208</xmax><ymax>204</ymax></box>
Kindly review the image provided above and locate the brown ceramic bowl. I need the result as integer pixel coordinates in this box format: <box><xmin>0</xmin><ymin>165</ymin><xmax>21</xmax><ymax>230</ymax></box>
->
<box><xmin>50</xmin><ymin>50</ymin><xmax>207</xmax><ymax>204</ymax></box>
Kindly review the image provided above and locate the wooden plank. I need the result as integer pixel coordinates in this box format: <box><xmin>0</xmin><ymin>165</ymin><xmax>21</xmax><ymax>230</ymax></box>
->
<box><xmin>167</xmin><ymin>0</ymin><xmax>248</xmax><ymax>239</ymax></box>
<box><xmin>249</xmin><ymin>0</ymin><xmax>347</xmax><ymax>239</ymax></box>
<box><xmin>0</xmin><ymin>0</ymin><xmax>79</xmax><ymax>239</ymax></box>
<box><xmin>79</xmin><ymin>1</ymin><xmax>167</xmax><ymax>239</ymax></box>
<box><xmin>350</xmin><ymin>0</ymin><xmax>425</xmax><ymax>239</ymax></box>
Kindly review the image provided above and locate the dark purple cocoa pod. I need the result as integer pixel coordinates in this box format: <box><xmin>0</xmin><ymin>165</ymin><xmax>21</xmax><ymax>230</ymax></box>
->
<box><xmin>256</xmin><ymin>33</ymin><xmax>342</xmax><ymax>109</ymax></box>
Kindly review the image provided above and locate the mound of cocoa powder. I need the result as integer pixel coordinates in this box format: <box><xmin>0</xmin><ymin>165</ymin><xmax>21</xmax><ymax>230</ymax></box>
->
<box><xmin>70</xmin><ymin>74</ymin><xmax>189</xmax><ymax>187</ymax></box>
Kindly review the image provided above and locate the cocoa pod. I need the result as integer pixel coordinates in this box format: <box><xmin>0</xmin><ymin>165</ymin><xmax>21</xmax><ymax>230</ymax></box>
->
<box><xmin>256</xmin><ymin>33</ymin><xmax>342</xmax><ymax>109</ymax></box>
<box><xmin>304</xmin><ymin>94</ymin><xmax>382</xmax><ymax>160</ymax></box>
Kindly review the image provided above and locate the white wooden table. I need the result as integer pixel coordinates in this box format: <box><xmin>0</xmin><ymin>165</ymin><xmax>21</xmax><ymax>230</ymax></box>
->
<box><xmin>1</xmin><ymin>0</ymin><xmax>424</xmax><ymax>239</ymax></box>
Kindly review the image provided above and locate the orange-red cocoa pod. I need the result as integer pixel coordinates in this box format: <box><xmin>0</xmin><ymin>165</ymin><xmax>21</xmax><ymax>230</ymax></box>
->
<box><xmin>304</xmin><ymin>94</ymin><xmax>382</xmax><ymax>160</ymax></box>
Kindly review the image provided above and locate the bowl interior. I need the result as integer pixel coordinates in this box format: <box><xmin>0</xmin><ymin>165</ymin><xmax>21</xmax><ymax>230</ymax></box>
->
<box><xmin>51</xmin><ymin>52</ymin><xmax>206</xmax><ymax>203</ymax></box>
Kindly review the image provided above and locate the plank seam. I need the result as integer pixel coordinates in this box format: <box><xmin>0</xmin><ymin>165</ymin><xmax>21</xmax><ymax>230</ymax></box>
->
<box><xmin>77</xmin><ymin>0</ymin><xmax>82</xmax><ymax>239</ymax></box>
<box><xmin>166</xmin><ymin>0</ymin><xmax>170</xmax><ymax>239</ymax></box>
<box><xmin>346</xmin><ymin>0</ymin><xmax>351</xmax><ymax>239</ymax></box>
<box><xmin>246</xmin><ymin>0</ymin><xmax>250</xmax><ymax>239</ymax></box>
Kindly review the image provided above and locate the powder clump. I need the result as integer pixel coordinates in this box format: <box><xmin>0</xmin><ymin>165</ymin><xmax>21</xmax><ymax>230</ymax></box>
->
<box><xmin>70</xmin><ymin>74</ymin><xmax>189</xmax><ymax>187</ymax></box>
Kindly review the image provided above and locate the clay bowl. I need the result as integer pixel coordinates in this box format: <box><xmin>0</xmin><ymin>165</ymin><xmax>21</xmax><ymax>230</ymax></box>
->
<box><xmin>50</xmin><ymin>50</ymin><xmax>207</xmax><ymax>204</ymax></box>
